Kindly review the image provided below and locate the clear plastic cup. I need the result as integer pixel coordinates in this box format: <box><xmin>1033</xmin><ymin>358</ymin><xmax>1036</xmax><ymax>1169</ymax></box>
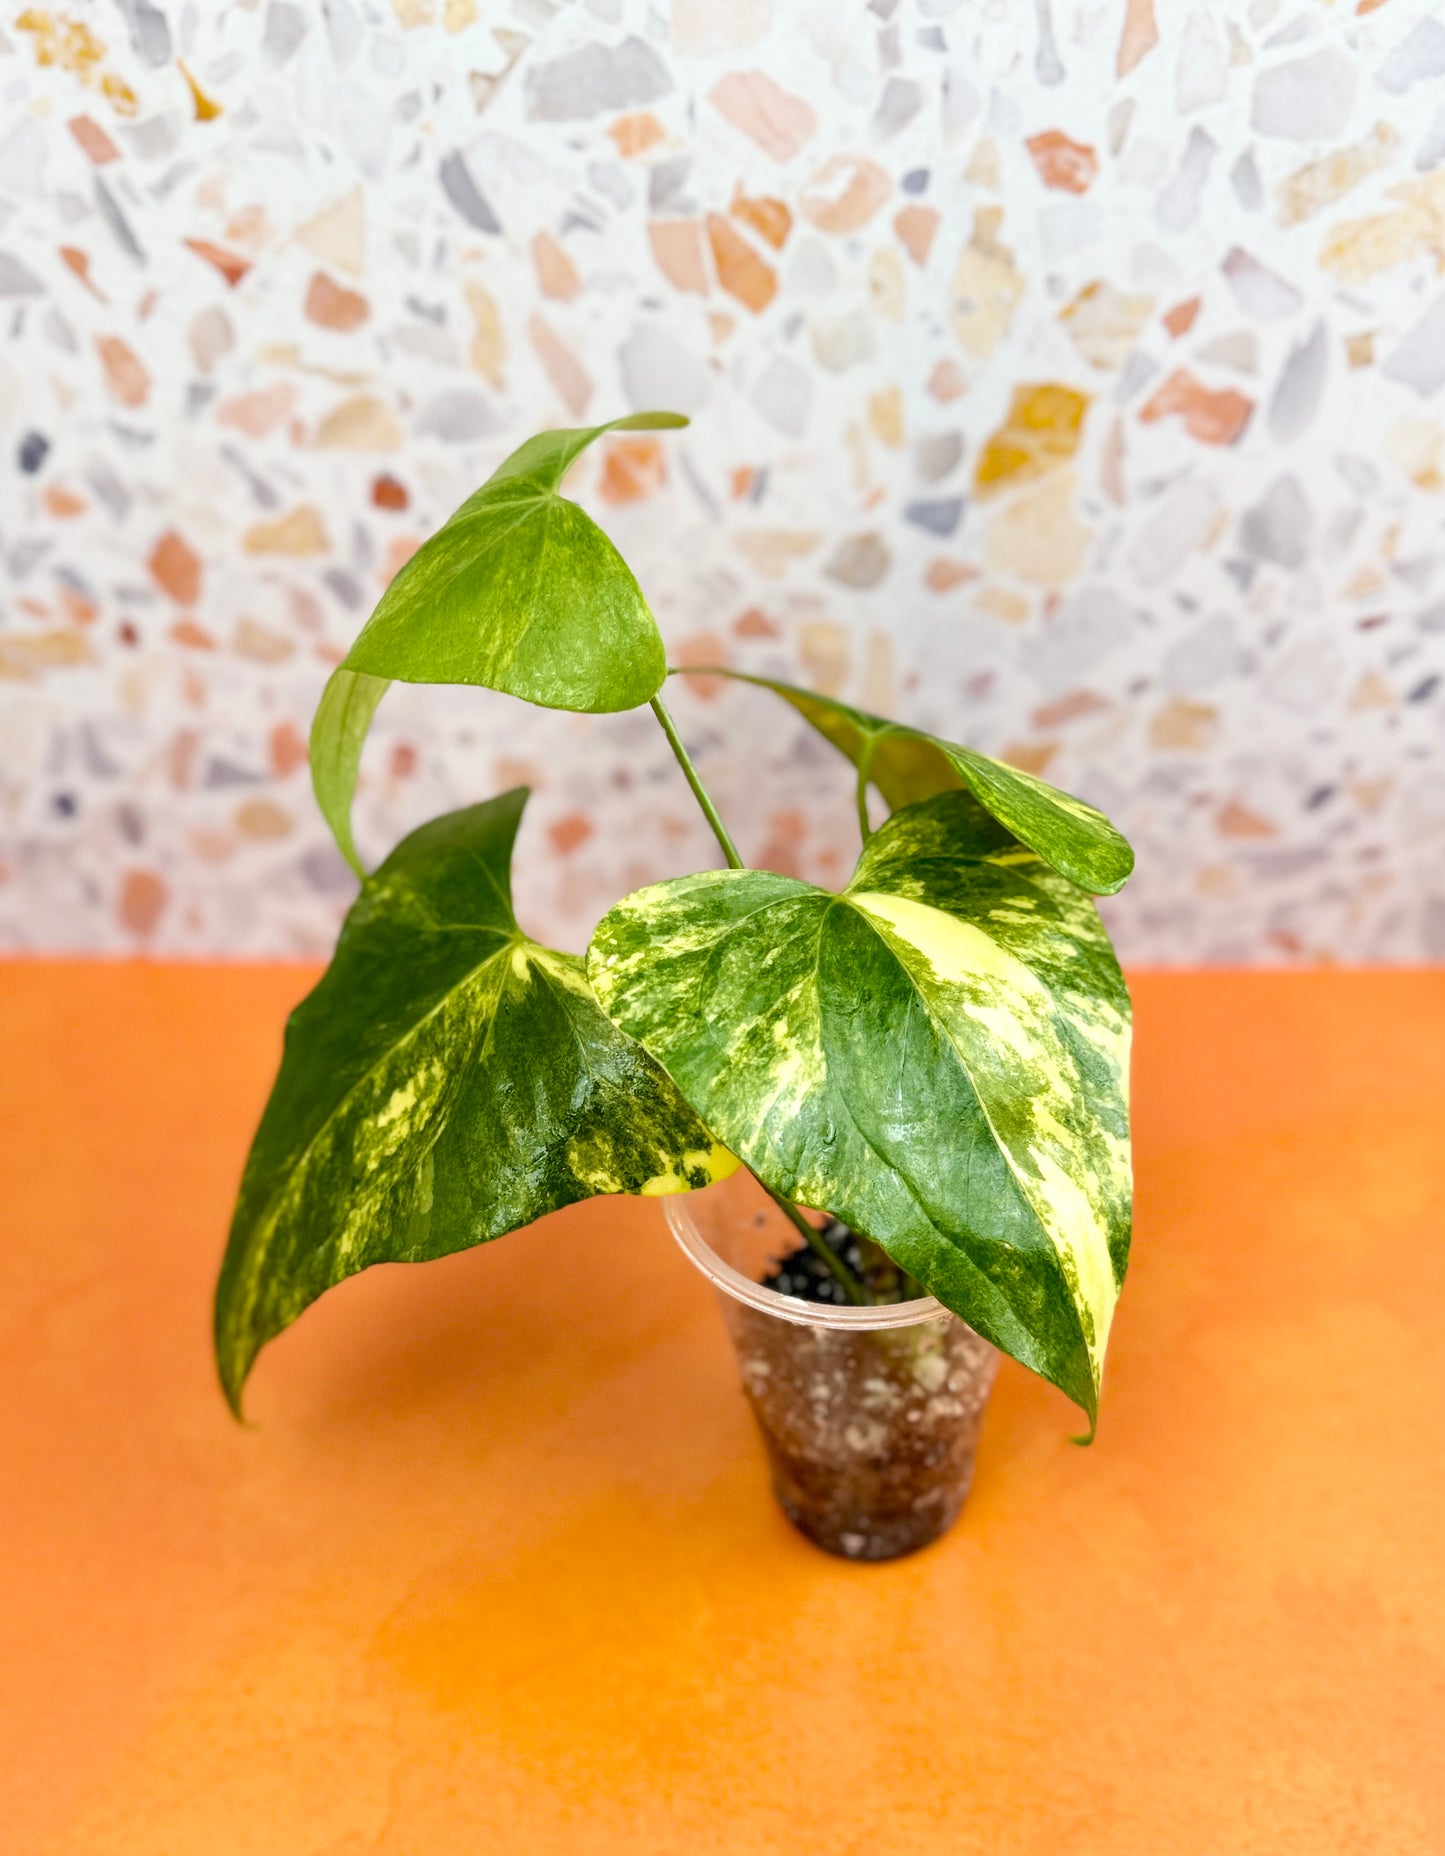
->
<box><xmin>666</xmin><ymin>1169</ymin><xmax>998</xmax><ymax>1561</ymax></box>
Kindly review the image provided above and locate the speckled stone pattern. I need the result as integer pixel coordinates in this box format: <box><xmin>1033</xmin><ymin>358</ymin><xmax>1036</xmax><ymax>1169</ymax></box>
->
<box><xmin>2</xmin><ymin>1</ymin><xmax>1443</xmax><ymax>963</ymax></box>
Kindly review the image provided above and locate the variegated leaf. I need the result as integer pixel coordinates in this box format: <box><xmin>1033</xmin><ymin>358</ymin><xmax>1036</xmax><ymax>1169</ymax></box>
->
<box><xmin>588</xmin><ymin>790</ymin><xmax>1131</xmax><ymax>1424</ymax></box>
<box><xmin>684</xmin><ymin>668</ymin><xmax>1133</xmax><ymax>896</ymax></box>
<box><xmin>343</xmin><ymin>413</ymin><xmax>686</xmax><ymax>712</ymax></box>
<box><xmin>216</xmin><ymin>788</ymin><xmax>735</xmax><ymax>1415</ymax></box>
<box><xmin>310</xmin><ymin>415</ymin><xmax>687</xmax><ymax>873</ymax></box>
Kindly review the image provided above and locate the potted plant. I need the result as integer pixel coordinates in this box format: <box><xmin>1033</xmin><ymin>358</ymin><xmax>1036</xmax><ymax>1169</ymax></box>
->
<box><xmin>215</xmin><ymin>413</ymin><xmax>1134</xmax><ymax>1561</ymax></box>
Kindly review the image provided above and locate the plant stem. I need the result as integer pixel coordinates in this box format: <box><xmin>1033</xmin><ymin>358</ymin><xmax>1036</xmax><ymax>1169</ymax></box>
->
<box><xmin>649</xmin><ymin>694</ymin><xmax>743</xmax><ymax>871</ymax></box>
<box><xmin>855</xmin><ymin>762</ymin><xmax>873</xmax><ymax>846</ymax></box>
<box><xmin>649</xmin><ymin>692</ymin><xmax>869</xmax><ymax>1305</ymax></box>
<box><xmin>761</xmin><ymin>1182</ymin><xmax>872</xmax><ymax>1307</ymax></box>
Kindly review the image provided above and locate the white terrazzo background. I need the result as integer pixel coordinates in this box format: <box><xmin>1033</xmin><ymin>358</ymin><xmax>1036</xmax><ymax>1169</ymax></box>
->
<box><xmin>2</xmin><ymin>0</ymin><xmax>1445</xmax><ymax>962</ymax></box>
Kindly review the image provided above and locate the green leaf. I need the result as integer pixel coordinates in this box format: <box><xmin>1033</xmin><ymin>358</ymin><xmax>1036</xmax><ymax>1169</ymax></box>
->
<box><xmin>343</xmin><ymin>413</ymin><xmax>688</xmax><ymax>712</ymax></box>
<box><xmin>215</xmin><ymin>786</ymin><xmax>735</xmax><ymax>1416</ymax></box>
<box><xmin>309</xmin><ymin>666</ymin><xmax>391</xmax><ymax>878</ymax></box>
<box><xmin>683</xmin><ymin>668</ymin><xmax>1134</xmax><ymax>896</ymax></box>
<box><xmin>588</xmin><ymin>790</ymin><xmax>1132</xmax><ymax>1423</ymax></box>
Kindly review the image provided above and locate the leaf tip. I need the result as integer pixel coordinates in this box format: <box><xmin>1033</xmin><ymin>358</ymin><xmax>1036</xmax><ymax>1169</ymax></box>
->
<box><xmin>1069</xmin><ymin>1380</ymin><xmax>1101</xmax><ymax>1445</ymax></box>
<box><xmin>1092</xmin><ymin>839</ymin><xmax>1136</xmax><ymax>897</ymax></box>
<box><xmin>214</xmin><ymin>1271</ymin><xmax>260</xmax><ymax>1423</ymax></box>
<box><xmin>215</xmin><ymin>1347</ymin><xmax>251</xmax><ymax>1425</ymax></box>
<box><xmin>615</xmin><ymin>409</ymin><xmax>689</xmax><ymax>432</ymax></box>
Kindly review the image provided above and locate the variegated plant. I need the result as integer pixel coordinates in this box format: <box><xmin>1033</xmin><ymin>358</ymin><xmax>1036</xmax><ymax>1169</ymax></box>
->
<box><xmin>216</xmin><ymin>415</ymin><xmax>1134</xmax><ymax>1433</ymax></box>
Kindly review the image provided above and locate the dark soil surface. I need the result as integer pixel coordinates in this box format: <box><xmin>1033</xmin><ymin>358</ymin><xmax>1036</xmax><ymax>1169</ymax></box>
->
<box><xmin>759</xmin><ymin>1219</ymin><xmax>868</xmax><ymax>1304</ymax></box>
<box><xmin>759</xmin><ymin>1219</ymin><xmax>921</xmax><ymax>1306</ymax></box>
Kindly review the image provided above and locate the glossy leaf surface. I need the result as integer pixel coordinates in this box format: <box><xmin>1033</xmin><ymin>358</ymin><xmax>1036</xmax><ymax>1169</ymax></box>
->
<box><xmin>688</xmin><ymin>668</ymin><xmax>1134</xmax><ymax>896</ymax></box>
<box><xmin>309</xmin><ymin>666</ymin><xmax>390</xmax><ymax>878</ymax></box>
<box><xmin>589</xmin><ymin>791</ymin><xmax>1132</xmax><ymax>1422</ymax></box>
<box><xmin>216</xmin><ymin>787</ymin><xmax>735</xmax><ymax>1415</ymax></box>
<box><xmin>343</xmin><ymin>413</ymin><xmax>687</xmax><ymax>711</ymax></box>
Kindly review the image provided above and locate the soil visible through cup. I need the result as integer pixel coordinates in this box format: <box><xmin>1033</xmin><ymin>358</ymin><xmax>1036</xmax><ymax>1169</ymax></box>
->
<box><xmin>726</xmin><ymin>1262</ymin><xmax>997</xmax><ymax>1560</ymax></box>
<box><xmin>668</xmin><ymin>1179</ymin><xmax>999</xmax><ymax>1562</ymax></box>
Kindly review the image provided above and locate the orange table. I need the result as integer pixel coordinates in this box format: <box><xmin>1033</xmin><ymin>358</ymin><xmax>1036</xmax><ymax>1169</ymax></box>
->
<box><xmin>3</xmin><ymin>962</ymin><xmax>1442</xmax><ymax>1854</ymax></box>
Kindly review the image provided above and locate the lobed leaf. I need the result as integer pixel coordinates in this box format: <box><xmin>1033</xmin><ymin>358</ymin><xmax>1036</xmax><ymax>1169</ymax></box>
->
<box><xmin>683</xmin><ymin>668</ymin><xmax>1134</xmax><ymax>896</ymax></box>
<box><xmin>343</xmin><ymin>413</ymin><xmax>687</xmax><ymax>712</ymax></box>
<box><xmin>587</xmin><ymin>790</ymin><xmax>1132</xmax><ymax>1424</ymax></box>
<box><xmin>215</xmin><ymin>787</ymin><xmax>735</xmax><ymax>1416</ymax></box>
<box><xmin>308</xmin><ymin>415</ymin><xmax>687</xmax><ymax>873</ymax></box>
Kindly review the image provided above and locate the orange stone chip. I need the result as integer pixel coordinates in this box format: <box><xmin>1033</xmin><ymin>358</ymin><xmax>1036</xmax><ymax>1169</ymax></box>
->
<box><xmin>96</xmin><ymin>334</ymin><xmax>150</xmax><ymax>408</ymax></box>
<box><xmin>67</xmin><ymin>113</ymin><xmax>119</xmax><ymax>164</ymax></box>
<box><xmin>235</xmin><ymin>800</ymin><xmax>294</xmax><ymax>842</ymax></box>
<box><xmin>149</xmin><ymin>530</ymin><xmax>203</xmax><ymax>604</ymax></box>
<box><xmin>729</xmin><ymin>189</ymin><xmax>792</xmax><ymax>251</ymax></box>
<box><xmin>548</xmin><ymin>813</ymin><xmax>594</xmax><ymax>855</ymax></box>
<box><xmin>733</xmin><ymin>606</ymin><xmax>780</xmax><ymax>638</ymax></box>
<box><xmin>607</xmin><ymin>112</ymin><xmax>666</xmax><ymax>158</ymax></box>
<box><xmin>118</xmin><ymin>870</ymin><xmax>168</xmax><ymax>936</ymax></box>
<box><xmin>706</xmin><ymin>214</ymin><xmax>777</xmax><ymax>313</ymax></box>
<box><xmin>184</xmin><ymin>239</ymin><xmax>252</xmax><ymax>288</ymax></box>
<box><xmin>1000</xmin><ymin>740</ymin><xmax>1059</xmax><ymax>777</ymax></box>
<box><xmin>648</xmin><ymin>220</ymin><xmax>709</xmax><ymax>296</ymax></box>
<box><xmin>1117</xmin><ymin>0</ymin><xmax>1160</xmax><ymax>75</ymax></box>
<box><xmin>1162</xmin><ymin>296</ymin><xmax>1202</xmax><ymax>337</ymax></box>
<box><xmin>1139</xmin><ymin>369</ymin><xmax>1253</xmax><ymax>446</ymax></box>
<box><xmin>1216</xmin><ymin>799</ymin><xmax>1276</xmax><ymax>839</ymax></box>
<box><xmin>672</xmin><ymin>634</ymin><xmax>731</xmax><ymax>698</ymax></box>
<box><xmin>268</xmin><ymin>720</ymin><xmax>309</xmax><ymax>779</ymax></box>
<box><xmin>924</xmin><ymin>559</ymin><xmax>976</xmax><ymax>593</ymax></box>
<box><xmin>59</xmin><ymin>247</ymin><xmax>106</xmax><ymax>302</ymax></box>
<box><xmin>532</xmin><ymin>232</ymin><xmax>581</xmax><ymax>302</ymax></box>
<box><xmin>1032</xmin><ymin>690</ymin><xmax>1111</xmax><ymax>730</ymax></box>
<box><xmin>1150</xmin><ymin>698</ymin><xmax>1220</xmax><ymax>750</ymax></box>
<box><xmin>169</xmin><ymin>619</ymin><xmax>218</xmax><ymax>651</ymax></box>
<box><xmin>598</xmin><ymin>437</ymin><xmax>667</xmax><ymax>505</ymax></box>
<box><xmin>707</xmin><ymin>71</ymin><xmax>817</xmax><ymax>163</ymax></box>
<box><xmin>528</xmin><ymin>313</ymin><xmax>592</xmax><ymax>419</ymax></box>
<box><xmin>216</xmin><ymin>382</ymin><xmax>296</xmax><ymax>438</ymax></box>
<box><xmin>243</xmin><ymin>506</ymin><xmax>331</xmax><ymax>556</ymax></box>
<box><xmin>1025</xmin><ymin>131</ymin><xmax>1099</xmax><ymax>196</ymax></box>
<box><xmin>799</xmin><ymin>155</ymin><xmax>891</xmax><ymax>234</ymax></box>
<box><xmin>304</xmin><ymin>271</ymin><xmax>369</xmax><ymax>331</ymax></box>
<box><xmin>894</xmin><ymin>204</ymin><xmax>939</xmax><ymax>266</ymax></box>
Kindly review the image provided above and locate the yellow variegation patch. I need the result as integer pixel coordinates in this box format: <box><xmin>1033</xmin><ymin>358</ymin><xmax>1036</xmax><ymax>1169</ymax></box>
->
<box><xmin>637</xmin><ymin>1146</ymin><xmax>740</xmax><ymax>1197</ymax></box>
<box><xmin>216</xmin><ymin>789</ymin><xmax>730</xmax><ymax>1415</ymax></box>
<box><xmin>850</xmin><ymin>889</ymin><xmax>1126</xmax><ymax>1377</ymax></box>
<box><xmin>588</xmin><ymin>791</ymin><xmax>1133</xmax><ymax>1424</ymax></box>
<box><xmin>671</xmin><ymin>669</ymin><xmax>1134</xmax><ymax>896</ymax></box>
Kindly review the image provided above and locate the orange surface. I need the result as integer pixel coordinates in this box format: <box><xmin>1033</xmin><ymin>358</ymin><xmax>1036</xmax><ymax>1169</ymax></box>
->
<box><xmin>3</xmin><ymin>961</ymin><xmax>1443</xmax><ymax>1854</ymax></box>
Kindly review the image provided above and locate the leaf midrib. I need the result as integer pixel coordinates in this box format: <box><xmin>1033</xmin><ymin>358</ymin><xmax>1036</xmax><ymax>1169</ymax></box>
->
<box><xmin>692</xmin><ymin>886</ymin><xmax>1035</xmax><ymax>1284</ymax></box>
<box><xmin>425</xmin><ymin>491</ymin><xmax>554</xmax><ymax>665</ymax></box>
<box><xmin>413</xmin><ymin>486</ymin><xmax>651</xmax><ymax>694</ymax></box>
<box><xmin>676</xmin><ymin>877</ymin><xmax>1067</xmax><ymax>1269</ymax></box>
<box><xmin>841</xmin><ymin>896</ymin><xmax>1102</xmax><ymax>1368</ymax></box>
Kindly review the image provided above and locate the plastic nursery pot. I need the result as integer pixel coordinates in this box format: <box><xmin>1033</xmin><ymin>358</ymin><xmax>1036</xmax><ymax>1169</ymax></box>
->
<box><xmin>666</xmin><ymin>1170</ymin><xmax>999</xmax><ymax>1562</ymax></box>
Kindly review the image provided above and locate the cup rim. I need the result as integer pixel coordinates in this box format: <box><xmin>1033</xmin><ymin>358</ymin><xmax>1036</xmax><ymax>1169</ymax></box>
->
<box><xmin>664</xmin><ymin>1186</ymin><xmax>950</xmax><ymax>1332</ymax></box>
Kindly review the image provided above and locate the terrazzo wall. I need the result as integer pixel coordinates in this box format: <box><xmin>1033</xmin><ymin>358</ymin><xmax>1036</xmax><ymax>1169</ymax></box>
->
<box><xmin>3</xmin><ymin>0</ymin><xmax>1445</xmax><ymax>963</ymax></box>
